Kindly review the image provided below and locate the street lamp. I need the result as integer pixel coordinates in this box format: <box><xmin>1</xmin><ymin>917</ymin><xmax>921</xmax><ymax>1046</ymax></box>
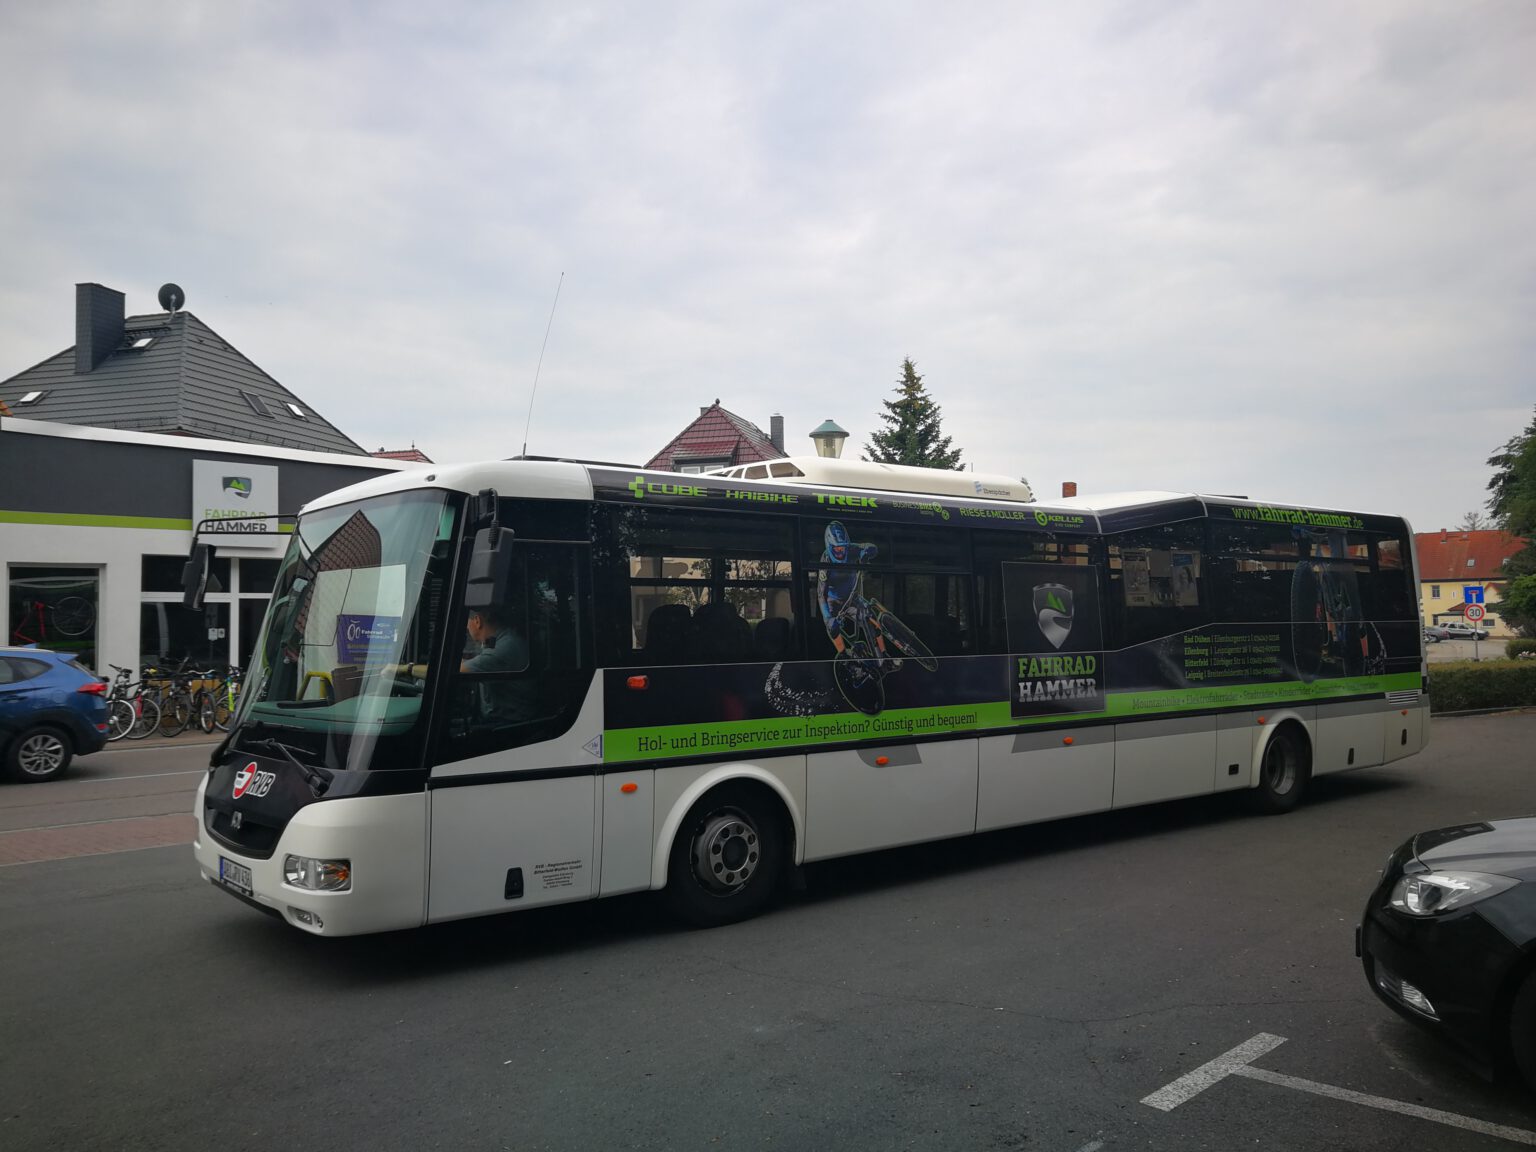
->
<box><xmin>810</xmin><ymin>419</ymin><xmax>848</xmax><ymax>459</ymax></box>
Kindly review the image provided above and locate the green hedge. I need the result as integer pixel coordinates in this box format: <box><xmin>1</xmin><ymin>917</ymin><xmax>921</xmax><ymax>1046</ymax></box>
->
<box><xmin>1507</xmin><ymin>637</ymin><xmax>1536</xmax><ymax>659</ymax></box>
<box><xmin>1429</xmin><ymin>660</ymin><xmax>1536</xmax><ymax>712</ymax></box>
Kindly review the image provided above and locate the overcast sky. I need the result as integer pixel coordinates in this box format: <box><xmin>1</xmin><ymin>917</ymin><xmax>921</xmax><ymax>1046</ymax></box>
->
<box><xmin>2</xmin><ymin>1</ymin><xmax>1531</xmax><ymax>530</ymax></box>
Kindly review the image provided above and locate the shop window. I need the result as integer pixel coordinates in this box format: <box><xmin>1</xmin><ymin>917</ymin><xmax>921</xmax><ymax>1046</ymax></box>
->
<box><xmin>143</xmin><ymin>554</ymin><xmax>229</xmax><ymax>594</ymax></box>
<box><xmin>140</xmin><ymin>602</ymin><xmax>231</xmax><ymax>672</ymax></box>
<box><xmin>239</xmin><ymin>559</ymin><xmax>281</xmax><ymax>595</ymax></box>
<box><xmin>8</xmin><ymin>567</ymin><xmax>101</xmax><ymax>670</ymax></box>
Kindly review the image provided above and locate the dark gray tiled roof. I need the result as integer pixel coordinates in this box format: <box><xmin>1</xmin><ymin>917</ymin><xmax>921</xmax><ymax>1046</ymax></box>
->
<box><xmin>1</xmin><ymin>312</ymin><xmax>366</xmax><ymax>455</ymax></box>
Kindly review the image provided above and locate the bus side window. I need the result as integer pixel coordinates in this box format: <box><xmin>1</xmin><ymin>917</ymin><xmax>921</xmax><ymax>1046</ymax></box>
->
<box><xmin>1107</xmin><ymin>521</ymin><xmax>1210</xmax><ymax>647</ymax></box>
<box><xmin>972</xmin><ymin>531</ymin><xmax>1090</xmax><ymax>653</ymax></box>
<box><xmin>595</xmin><ymin>506</ymin><xmax>797</xmax><ymax>667</ymax></box>
<box><xmin>436</xmin><ymin>542</ymin><xmax>593</xmax><ymax>764</ymax></box>
<box><xmin>1363</xmin><ymin>533</ymin><xmax>1415</xmax><ymax>620</ymax></box>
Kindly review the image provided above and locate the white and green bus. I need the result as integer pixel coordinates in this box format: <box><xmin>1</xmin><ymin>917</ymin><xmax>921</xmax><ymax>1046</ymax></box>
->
<box><xmin>189</xmin><ymin>458</ymin><xmax>1427</xmax><ymax>935</ymax></box>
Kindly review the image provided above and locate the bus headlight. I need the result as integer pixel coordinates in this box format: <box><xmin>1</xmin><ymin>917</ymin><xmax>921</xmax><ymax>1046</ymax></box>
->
<box><xmin>1388</xmin><ymin>871</ymin><xmax>1514</xmax><ymax>916</ymax></box>
<box><xmin>283</xmin><ymin>855</ymin><xmax>352</xmax><ymax>891</ymax></box>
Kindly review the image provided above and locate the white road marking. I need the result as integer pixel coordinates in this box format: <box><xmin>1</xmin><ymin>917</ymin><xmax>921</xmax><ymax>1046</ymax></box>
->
<box><xmin>1140</xmin><ymin>1032</ymin><xmax>1287</xmax><ymax>1111</ymax></box>
<box><xmin>1070</xmin><ymin>1140</ymin><xmax>1103</xmax><ymax>1152</ymax></box>
<box><xmin>61</xmin><ymin>769</ymin><xmax>205</xmax><ymax>784</ymax></box>
<box><xmin>1144</xmin><ymin>1032</ymin><xmax>1536</xmax><ymax>1147</ymax></box>
<box><xmin>1234</xmin><ymin>1065</ymin><xmax>1536</xmax><ymax>1147</ymax></box>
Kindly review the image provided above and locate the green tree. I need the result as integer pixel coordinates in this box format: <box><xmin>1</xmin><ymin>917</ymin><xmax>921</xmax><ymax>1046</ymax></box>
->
<box><xmin>864</xmin><ymin>359</ymin><xmax>964</xmax><ymax>470</ymax></box>
<box><xmin>1487</xmin><ymin>406</ymin><xmax>1536</xmax><ymax>536</ymax></box>
<box><xmin>1487</xmin><ymin>407</ymin><xmax>1536</xmax><ymax>632</ymax></box>
<box><xmin>1501</xmin><ymin>574</ymin><xmax>1536</xmax><ymax>638</ymax></box>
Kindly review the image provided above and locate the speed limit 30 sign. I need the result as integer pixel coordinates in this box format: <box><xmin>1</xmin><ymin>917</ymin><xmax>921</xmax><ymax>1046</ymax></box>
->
<box><xmin>1465</xmin><ymin>604</ymin><xmax>1487</xmax><ymax>622</ymax></box>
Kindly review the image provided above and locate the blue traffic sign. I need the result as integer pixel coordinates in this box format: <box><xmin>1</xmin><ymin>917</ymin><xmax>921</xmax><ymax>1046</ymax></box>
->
<box><xmin>1464</xmin><ymin>586</ymin><xmax>1485</xmax><ymax>605</ymax></box>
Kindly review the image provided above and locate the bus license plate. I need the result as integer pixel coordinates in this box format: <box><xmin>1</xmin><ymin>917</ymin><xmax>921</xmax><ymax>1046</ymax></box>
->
<box><xmin>219</xmin><ymin>856</ymin><xmax>253</xmax><ymax>896</ymax></box>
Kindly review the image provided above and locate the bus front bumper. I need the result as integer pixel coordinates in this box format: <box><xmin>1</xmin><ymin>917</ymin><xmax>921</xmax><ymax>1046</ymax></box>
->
<box><xmin>192</xmin><ymin>775</ymin><xmax>428</xmax><ymax>936</ymax></box>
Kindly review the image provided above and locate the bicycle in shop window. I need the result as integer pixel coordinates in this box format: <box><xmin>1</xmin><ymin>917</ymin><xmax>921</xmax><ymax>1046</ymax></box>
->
<box><xmin>10</xmin><ymin>594</ymin><xmax>95</xmax><ymax>647</ymax></box>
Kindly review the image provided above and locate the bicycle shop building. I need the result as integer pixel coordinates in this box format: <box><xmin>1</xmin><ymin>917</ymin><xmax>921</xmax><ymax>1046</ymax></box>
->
<box><xmin>1</xmin><ymin>282</ymin><xmax>415</xmax><ymax>677</ymax></box>
<box><xmin>1</xmin><ymin>416</ymin><xmax>406</xmax><ymax>675</ymax></box>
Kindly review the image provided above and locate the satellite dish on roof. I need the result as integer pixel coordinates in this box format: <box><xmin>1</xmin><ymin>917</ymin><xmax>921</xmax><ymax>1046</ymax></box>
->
<box><xmin>158</xmin><ymin>283</ymin><xmax>185</xmax><ymax>314</ymax></box>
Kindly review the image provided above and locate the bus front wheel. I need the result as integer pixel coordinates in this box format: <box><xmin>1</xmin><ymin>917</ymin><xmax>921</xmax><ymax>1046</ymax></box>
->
<box><xmin>665</xmin><ymin>784</ymin><xmax>785</xmax><ymax>928</ymax></box>
<box><xmin>1249</xmin><ymin>723</ymin><xmax>1310</xmax><ymax>814</ymax></box>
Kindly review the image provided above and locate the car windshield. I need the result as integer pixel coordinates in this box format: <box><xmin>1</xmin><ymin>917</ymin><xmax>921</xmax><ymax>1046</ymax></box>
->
<box><xmin>232</xmin><ymin>489</ymin><xmax>458</xmax><ymax>772</ymax></box>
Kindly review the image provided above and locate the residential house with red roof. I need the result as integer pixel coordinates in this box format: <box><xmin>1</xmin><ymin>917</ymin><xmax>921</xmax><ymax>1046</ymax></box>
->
<box><xmin>645</xmin><ymin>401</ymin><xmax>784</xmax><ymax>473</ymax></box>
<box><xmin>1415</xmin><ymin>528</ymin><xmax>1527</xmax><ymax>636</ymax></box>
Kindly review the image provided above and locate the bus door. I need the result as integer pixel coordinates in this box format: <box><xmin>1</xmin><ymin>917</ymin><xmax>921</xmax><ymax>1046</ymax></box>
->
<box><xmin>426</xmin><ymin>538</ymin><xmax>601</xmax><ymax>920</ymax></box>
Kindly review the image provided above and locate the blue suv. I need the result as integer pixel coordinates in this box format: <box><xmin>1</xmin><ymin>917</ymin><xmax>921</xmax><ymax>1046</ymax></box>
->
<box><xmin>0</xmin><ymin>646</ymin><xmax>110</xmax><ymax>782</ymax></box>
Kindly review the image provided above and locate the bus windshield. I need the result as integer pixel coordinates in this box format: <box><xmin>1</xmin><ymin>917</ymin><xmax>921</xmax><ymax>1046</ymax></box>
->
<box><xmin>233</xmin><ymin>489</ymin><xmax>458</xmax><ymax>772</ymax></box>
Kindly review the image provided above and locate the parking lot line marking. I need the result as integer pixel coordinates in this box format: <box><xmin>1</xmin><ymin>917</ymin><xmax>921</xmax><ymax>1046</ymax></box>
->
<box><xmin>1234</xmin><ymin>1065</ymin><xmax>1536</xmax><ymax>1147</ymax></box>
<box><xmin>1140</xmin><ymin>1032</ymin><xmax>1287</xmax><ymax>1111</ymax></box>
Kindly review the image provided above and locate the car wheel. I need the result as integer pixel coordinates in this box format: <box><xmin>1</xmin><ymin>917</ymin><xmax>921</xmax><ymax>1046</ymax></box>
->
<box><xmin>1248</xmin><ymin>723</ymin><xmax>1310</xmax><ymax>814</ymax></box>
<box><xmin>7</xmin><ymin>726</ymin><xmax>74</xmax><ymax>783</ymax></box>
<box><xmin>1511</xmin><ymin>971</ymin><xmax>1536</xmax><ymax>1092</ymax></box>
<box><xmin>664</xmin><ymin>784</ymin><xmax>784</xmax><ymax>928</ymax></box>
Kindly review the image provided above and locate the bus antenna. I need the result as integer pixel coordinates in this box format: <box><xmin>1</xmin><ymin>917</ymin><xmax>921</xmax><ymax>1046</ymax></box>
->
<box><xmin>521</xmin><ymin>272</ymin><xmax>564</xmax><ymax>459</ymax></box>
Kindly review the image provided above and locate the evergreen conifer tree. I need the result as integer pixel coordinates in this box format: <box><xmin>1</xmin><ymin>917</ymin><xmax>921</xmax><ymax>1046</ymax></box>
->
<box><xmin>863</xmin><ymin>359</ymin><xmax>963</xmax><ymax>470</ymax></box>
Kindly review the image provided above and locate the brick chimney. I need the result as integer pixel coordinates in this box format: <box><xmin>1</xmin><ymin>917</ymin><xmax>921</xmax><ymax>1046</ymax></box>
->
<box><xmin>75</xmin><ymin>283</ymin><xmax>125</xmax><ymax>374</ymax></box>
<box><xmin>770</xmin><ymin>413</ymin><xmax>784</xmax><ymax>453</ymax></box>
<box><xmin>1061</xmin><ymin>481</ymin><xmax>1078</xmax><ymax>498</ymax></box>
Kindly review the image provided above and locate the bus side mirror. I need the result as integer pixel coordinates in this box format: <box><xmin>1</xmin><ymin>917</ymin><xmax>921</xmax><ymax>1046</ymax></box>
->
<box><xmin>464</xmin><ymin>526</ymin><xmax>516</xmax><ymax>609</ymax></box>
<box><xmin>182</xmin><ymin>543</ymin><xmax>213</xmax><ymax>610</ymax></box>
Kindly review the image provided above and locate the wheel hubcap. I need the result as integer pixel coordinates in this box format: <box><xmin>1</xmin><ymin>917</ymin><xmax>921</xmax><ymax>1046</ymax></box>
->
<box><xmin>692</xmin><ymin>812</ymin><xmax>761</xmax><ymax>895</ymax></box>
<box><xmin>18</xmin><ymin>734</ymin><xmax>65</xmax><ymax>776</ymax></box>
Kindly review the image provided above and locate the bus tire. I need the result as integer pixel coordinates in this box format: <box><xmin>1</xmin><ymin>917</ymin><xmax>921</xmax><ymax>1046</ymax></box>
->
<box><xmin>664</xmin><ymin>783</ymin><xmax>785</xmax><ymax>928</ymax></box>
<box><xmin>1249</xmin><ymin>723</ymin><xmax>1310</xmax><ymax>814</ymax></box>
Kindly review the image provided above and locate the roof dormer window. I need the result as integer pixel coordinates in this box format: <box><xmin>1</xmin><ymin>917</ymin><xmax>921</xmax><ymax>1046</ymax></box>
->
<box><xmin>240</xmin><ymin>390</ymin><xmax>271</xmax><ymax>417</ymax></box>
<box><xmin>19</xmin><ymin>390</ymin><xmax>46</xmax><ymax>404</ymax></box>
<box><xmin>286</xmin><ymin>403</ymin><xmax>306</xmax><ymax>419</ymax></box>
<box><xmin>130</xmin><ymin>336</ymin><xmax>154</xmax><ymax>350</ymax></box>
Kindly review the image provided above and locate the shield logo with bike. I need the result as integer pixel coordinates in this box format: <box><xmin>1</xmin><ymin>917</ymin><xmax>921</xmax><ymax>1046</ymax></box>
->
<box><xmin>1033</xmin><ymin>583</ymin><xmax>1074</xmax><ymax>649</ymax></box>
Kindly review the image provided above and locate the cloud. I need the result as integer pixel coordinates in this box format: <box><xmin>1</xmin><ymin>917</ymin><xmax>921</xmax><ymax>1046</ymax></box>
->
<box><xmin>1</xmin><ymin>0</ymin><xmax>1531</xmax><ymax>529</ymax></box>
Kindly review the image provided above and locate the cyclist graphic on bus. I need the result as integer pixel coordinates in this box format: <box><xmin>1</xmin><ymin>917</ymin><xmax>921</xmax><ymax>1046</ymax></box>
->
<box><xmin>817</xmin><ymin>521</ymin><xmax>937</xmax><ymax>715</ymax></box>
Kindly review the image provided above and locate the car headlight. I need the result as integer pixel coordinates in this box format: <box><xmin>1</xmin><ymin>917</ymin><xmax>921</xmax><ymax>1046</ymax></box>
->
<box><xmin>1389</xmin><ymin>871</ymin><xmax>1516</xmax><ymax>916</ymax></box>
<box><xmin>283</xmin><ymin>855</ymin><xmax>351</xmax><ymax>891</ymax></box>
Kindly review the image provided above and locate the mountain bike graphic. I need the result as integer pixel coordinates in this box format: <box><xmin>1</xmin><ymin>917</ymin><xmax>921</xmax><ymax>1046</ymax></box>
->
<box><xmin>828</xmin><ymin>595</ymin><xmax>938</xmax><ymax>716</ymax></box>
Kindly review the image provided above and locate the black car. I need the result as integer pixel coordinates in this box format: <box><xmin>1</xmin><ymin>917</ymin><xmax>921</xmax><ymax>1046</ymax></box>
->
<box><xmin>1359</xmin><ymin>819</ymin><xmax>1536</xmax><ymax>1089</ymax></box>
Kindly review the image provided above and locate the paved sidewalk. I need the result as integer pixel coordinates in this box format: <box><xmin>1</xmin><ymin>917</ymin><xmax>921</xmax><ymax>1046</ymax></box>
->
<box><xmin>0</xmin><ymin>813</ymin><xmax>197</xmax><ymax>866</ymax></box>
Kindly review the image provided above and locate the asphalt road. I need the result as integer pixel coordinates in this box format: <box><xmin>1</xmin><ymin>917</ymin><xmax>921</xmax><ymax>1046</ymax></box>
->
<box><xmin>3</xmin><ymin>716</ymin><xmax>1536</xmax><ymax>1151</ymax></box>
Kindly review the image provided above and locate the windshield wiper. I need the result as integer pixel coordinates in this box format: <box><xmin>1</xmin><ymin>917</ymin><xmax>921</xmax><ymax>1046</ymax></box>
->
<box><xmin>249</xmin><ymin>737</ymin><xmax>335</xmax><ymax>798</ymax></box>
<box><xmin>212</xmin><ymin>715</ymin><xmax>308</xmax><ymax>768</ymax></box>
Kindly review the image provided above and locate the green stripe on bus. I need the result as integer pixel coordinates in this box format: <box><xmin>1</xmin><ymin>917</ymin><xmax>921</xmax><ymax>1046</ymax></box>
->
<box><xmin>601</xmin><ymin>671</ymin><xmax>1422</xmax><ymax>763</ymax></box>
<box><xmin>0</xmin><ymin>510</ymin><xmax>294</xmax><ymax>533</ymax></box>
<box><xmin>1102</xmin><ymin>671</ymin><xmax>1421</xmax><ymax>717</ymax></box>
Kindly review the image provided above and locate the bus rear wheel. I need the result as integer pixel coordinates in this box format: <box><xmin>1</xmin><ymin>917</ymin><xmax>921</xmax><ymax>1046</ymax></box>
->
<box><xmin>1249</xmin><ymin>723</ymin><xmax>1310</xmax><ymax>814</ymax></box>
<box><xmin>665</xmin><ymin>784</ymin><xmax>784</xmax><ymax>928</ymax></box>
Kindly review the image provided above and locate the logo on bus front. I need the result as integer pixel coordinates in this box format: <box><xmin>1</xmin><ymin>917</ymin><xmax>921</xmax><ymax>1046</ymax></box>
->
<box><xmin>233</xmin><ymin>761</ymin><xmax>276</xmax><ymax>799</ymax></box>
